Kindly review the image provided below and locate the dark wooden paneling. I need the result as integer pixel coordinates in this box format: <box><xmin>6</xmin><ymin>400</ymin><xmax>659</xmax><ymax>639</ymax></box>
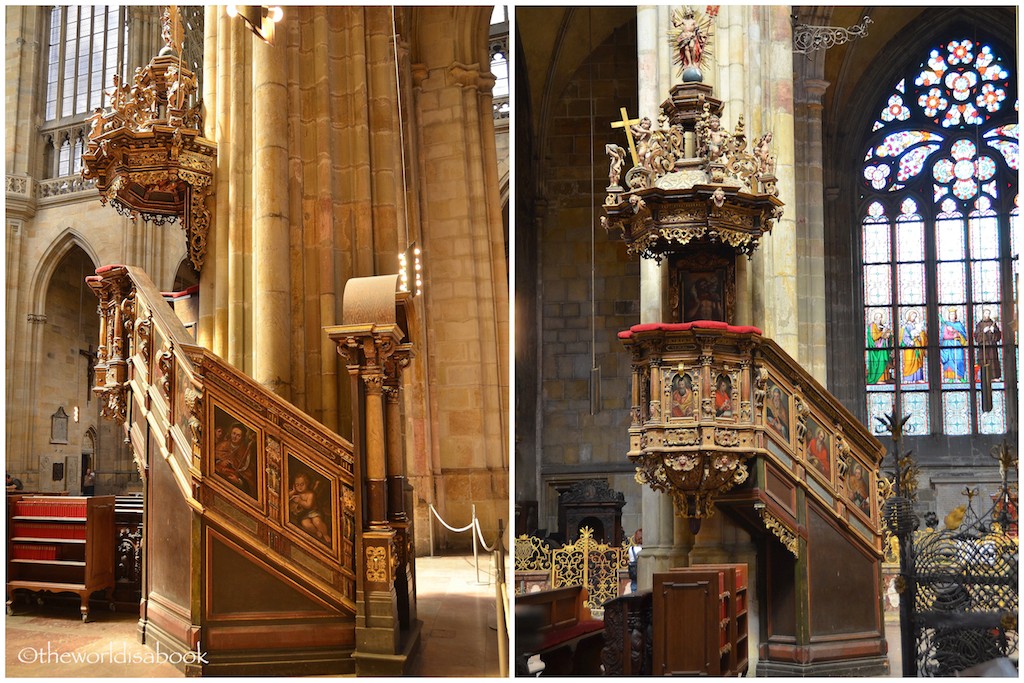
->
<box><xmin>653</xmin><ymin>570</ymin><xmax>724</xmax><ymax>675</ymax></box>
<box><xmin>766</xmin><ymin>543</ymin><xmax>796</xmax><ymax>639</ymax></box>
<box><xmin>149</xmin><ymin>432</ymin><xmax>191</xmax><ymax>606</ymax></box>
<box><xmin>209</xmin><ymin>534</ymin><xmax>328</xmax><ymax>616</ymax></box>
<box><xmin>808</xmin><ymin>502</ymin><xmax>879</xmax><ymax>636</ymax></box>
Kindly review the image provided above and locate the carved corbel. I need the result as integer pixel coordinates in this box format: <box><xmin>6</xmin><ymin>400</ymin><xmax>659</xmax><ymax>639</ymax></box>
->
<box><xmin>752</xmin><ymin>366</ymin><xmax>769</xmax><ymax>414</ymax></box>
<box><xmin>158</xmin><ymin>349</ymin><xmax>174</xmax><ymax>400</ymax></box>
<box><xmin>136</xmin><ymin>316</ymin><xmax>153</xmax><ymax>365</ymax></box>
<box><xmin>757</xmin><ymin>506</ymin><xmax>799</xmax><ymax>557</ymax></box>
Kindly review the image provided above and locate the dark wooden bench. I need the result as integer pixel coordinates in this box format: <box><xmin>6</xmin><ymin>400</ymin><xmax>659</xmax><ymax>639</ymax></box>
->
<box><xmin>515</xmin><ymin>585</ymin><xmax>604</xmax><ymax>675</ymax></box>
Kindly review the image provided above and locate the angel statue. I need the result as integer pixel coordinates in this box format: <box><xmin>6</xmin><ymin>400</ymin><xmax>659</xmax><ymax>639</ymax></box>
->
<box><xmin>669</xmin><ymin>6</ymin><xmax>719</xmax><ymax>81</ymax></box>
<box><xmin>605</xmin><ymin>144</ymin><xmax>626</xmax><ymax>189</ymax></box>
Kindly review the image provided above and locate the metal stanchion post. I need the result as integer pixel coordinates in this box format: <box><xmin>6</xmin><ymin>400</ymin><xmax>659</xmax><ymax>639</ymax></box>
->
<box><xmin>429</xmin><ymin>504</ymin><xmax>435</xmax><ymax>558</ymax></box>
<box><xmin>472</xmin><ymin>503</ymin><xmax>480</xmax><ymax>583</ymax></box>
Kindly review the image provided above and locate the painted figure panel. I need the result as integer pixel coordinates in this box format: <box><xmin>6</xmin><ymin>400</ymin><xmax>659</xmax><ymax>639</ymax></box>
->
<box><xmin>287</xmin><ymin>455</ymin><xmax>334</xmax><ymax>547</ymax></box>
<box><xmin>764</xmin><ymin>380</ymin><xmax>791</xmax><ymax>443</ymax></box>
<box><xmin>212</xmin><ymin>405</ymin><xmax>259</xmax><ymax>500</ymax></box>
<box><xmin>805</xmin><ymin>418</ymin><xmax>831</xmax><ymax>481</ymax></box>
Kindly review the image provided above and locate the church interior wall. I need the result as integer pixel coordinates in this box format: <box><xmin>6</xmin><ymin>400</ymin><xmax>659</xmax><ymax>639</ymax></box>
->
<box><xmin>519</xmin><ymin>13</ymin><xmax>643</xmax><ymax>537</ymax></box>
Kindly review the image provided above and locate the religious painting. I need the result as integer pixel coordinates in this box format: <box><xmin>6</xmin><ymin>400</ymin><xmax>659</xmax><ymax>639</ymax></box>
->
<box><xmin>668</xmin><ymin>246</ymin><xmax>735</xmax><ymax>323</ymax></box>
<box><xmin>667</xmin><ymin>371</ymin><xmax>697</xmax><ymax>420</ymax></box>
<box><xmin>683</xmin><ymin>270</ymin><xmax>727</xmax><ymax>322</ymax></box>
<box><xmin>898</xmin><ymin>306</ymin><xmax>928</xmax><ymax>384</ymax></box>
<box><xmin>713</xmin><ymin>373</ymin><xmax>734</xmax><ymax>418</ymax></box>
<box><xmin>764</xmin><ymin>380</ymin><xmax>791</xmax><ymax>443</ymax></box>
<box><xmin>286</xmin><ymin>455</ymin><xmax>334</xmax><ymax>548</ymax></box>
<box><xmin>865</xmin><ymin>308</ymin><xmax>894</xmax><ymax>385</ymax></box>
<box><xmin>804</xmin><ymin>418</ymin><xmax>831</xmax><ymax>480</ymax></box>
<box><xmin>848</xmin><ymin>462</ymin><xmax>872</xmax><ymax>517</ymax></box>
<box><xmin>211</xmin><ymin>405</ymin><xmax>260</xmax><ymax>501</ymax></box>
<box><xmin>938</xmin><ymin>305</ymin><xmax>969</xmax><ymax>384</ymax></box>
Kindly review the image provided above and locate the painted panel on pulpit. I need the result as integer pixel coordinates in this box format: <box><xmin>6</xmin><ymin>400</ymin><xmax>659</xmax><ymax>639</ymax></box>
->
<box><xmin>211</xmin><ymin>405</ymin><xmax>260</xmax><ymax>502</ymax></box>
<box><xmin>848</xmin><ymin>462</ymin><xmax>872</xmax><ymax>517</ymax></box>
<box><xmin>683</xmin><ymin>270</ymin><xmax>727</xmax><ymax>321</ymax></box>
<box><xmin>804</xmin><ymin>418</ymin><xmax>831</xmax><ymax>481</ymax></box>
<box><xmin>764</xmin><ymin>380</ymin><xmax>791</xmax><ymax>444</ymax></box>
<box><xmin>285</xmin><ymin>455</ymin><xmax>335</xmax><ymax>548</ymax></box>
<box><xmin>667</xmin><ymin>371</ymin><xmax>697</xmax><ymax>420</ymax></box>
<box><xmin>669</xmin><ymin>246</ymin><xmax>735</xmax><ymax>323</ymax></box>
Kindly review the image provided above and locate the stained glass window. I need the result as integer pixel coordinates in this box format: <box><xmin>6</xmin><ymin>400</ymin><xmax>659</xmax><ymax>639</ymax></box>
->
<box><xmin>861</xmin><ymin>35</ymin><xmax>1017</xmax><ymax>436</ymax></box>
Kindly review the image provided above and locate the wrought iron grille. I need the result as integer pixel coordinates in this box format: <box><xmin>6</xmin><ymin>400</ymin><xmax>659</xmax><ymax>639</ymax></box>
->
<box><xmin>515</xmin><ymin>526</ymin><xmax>632</xmax><ymax>617</ymax></box>
<box><xmin>910</xmin><ymin>491</ymin><xmax>1018</xmax><ymax>676</ymax></box>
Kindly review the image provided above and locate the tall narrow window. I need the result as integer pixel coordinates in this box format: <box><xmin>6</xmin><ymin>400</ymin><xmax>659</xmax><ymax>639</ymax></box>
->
<box><xmin>490</xmin><ymin>5</ymin><xmax>509</xmax><ymax>119</ymax></box>
<box><xmin>45</xmin><ymin>5</ymin><xmax>126</xmax><ymax>122</ymax></box>
<box><xmin>861</xmin><ymin>37</ymin><xmax>1018</xmax><ymax>436</ymax></box>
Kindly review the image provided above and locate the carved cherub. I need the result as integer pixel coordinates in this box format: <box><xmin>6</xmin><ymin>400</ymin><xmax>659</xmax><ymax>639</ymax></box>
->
<box><xmin>754</xmin><ymin>132</ymin><xmax>776</xmax><ymax>176</ymax></box>
<box><xmin>87</xmin><ymin>107</ymin><xmax>104</xmax><ymax>147</ymax></box>
<box><xmin>106</xmin><ymin>73</ymin><xmax>128</xmax><ymax>112</ymax></box>
<box><xmin>630</xmin><ymin>117</ymin><xmax>654</xmax><ymax>167</ymax></box>
<box><xmin>605</xmin><ymin>143</ymin><xmax>626</xmax><ymax>188</ymax></box>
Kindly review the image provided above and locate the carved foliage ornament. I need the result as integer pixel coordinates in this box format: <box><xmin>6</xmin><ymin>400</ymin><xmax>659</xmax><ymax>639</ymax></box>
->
<box><xmin>758</xmin><ymin>507</ymin><xmax>799</xmax><ymax>556</ymax></box>
<box><xmin>634</xmin><ymin>450</ymin><xmax>751</xmax><ymax>518</ymax></box>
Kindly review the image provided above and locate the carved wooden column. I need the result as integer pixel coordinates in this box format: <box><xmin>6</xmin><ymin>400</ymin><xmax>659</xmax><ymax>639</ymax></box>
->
<box><xmin>364</xmin><ymin>370</ymin><xmax>389</xmax><ymax>527</ymax></box>
<box><xmin>326</xmin><ymin>273</ymin><xmax>420</xmax><ymax>675</ymax></box>
<box><xmin>384</xmin><ymin>383</ymin><xmax>406</xmax><ymax>522</ymax></box>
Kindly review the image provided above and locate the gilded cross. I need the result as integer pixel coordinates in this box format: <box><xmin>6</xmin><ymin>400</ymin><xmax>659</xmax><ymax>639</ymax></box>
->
<box><xmin>611</xmin><ymin>107</ymin><xmax>641</xmax><ymax>166</ymax></box>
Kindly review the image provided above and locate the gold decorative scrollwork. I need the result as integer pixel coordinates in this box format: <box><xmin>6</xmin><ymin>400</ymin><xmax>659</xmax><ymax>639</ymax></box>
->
<box><xmin>714</xmin><ymin>429</ymin><xmax>740</xmax><ymax>447</ymax></box>
<box><xmin>158</xmin><ymin>350</ymin><xmax>174</xmax><ymax>399</ymax></box>
<box><xmin>665</xmin><ymin>428</ymin><xmax>700</xmax><ymax>446</ymax></box>
<box><xmin>366</xmin><ymin>545</ymin><xmax>389</xmax><ymax>583</ymax></box>
<box><xmin>758</xmin><ymin>507</ymin><xmax>799</xmax><ymax>557</ymax></box>
<box><xmin>515</xmin><ymin>534</ymin><xmax>554</xmax><ymax>572</ymax></box>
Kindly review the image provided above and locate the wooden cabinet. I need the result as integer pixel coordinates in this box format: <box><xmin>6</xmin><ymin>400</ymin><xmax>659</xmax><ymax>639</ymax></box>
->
<box><xmin>6</xmin><ymin>495</ymin><xmax>116</xmax><ymax>621</ymax></box>
<box><xmin>689</xmin><ymin>563</ymin><xmax>749</xmax><ymax>675</ymax></box>
<box><xmin>652</xmin><ymin>564</ymin><xmax>749</xmax><ymax>676</ymax></box>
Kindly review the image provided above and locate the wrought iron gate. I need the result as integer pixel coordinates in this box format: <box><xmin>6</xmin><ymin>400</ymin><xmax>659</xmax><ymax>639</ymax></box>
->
<box><xmin>515</xmin><ymin>527</ymin><xmax>630</xmax><ymax>616</ymax></box>
<box><xmin>910</xmin><ymin>487</ymin><xmax>1018</xmax><ymax>676</ymax></box>
<box><xmin>889</xmin><ymin>436</ymin><xmax>1019</xmax><ymax>676</ymax></box>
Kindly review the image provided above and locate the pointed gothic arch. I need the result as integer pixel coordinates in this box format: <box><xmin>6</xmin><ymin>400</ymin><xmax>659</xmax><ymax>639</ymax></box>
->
<box><xmin>27</xmin><ymin>227</ymin><xmax>102</xmax><ymax>318</ymax></box>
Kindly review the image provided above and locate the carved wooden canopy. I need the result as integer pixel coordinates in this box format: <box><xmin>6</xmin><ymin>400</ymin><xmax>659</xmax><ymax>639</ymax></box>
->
<box><xmin>603</xmin><ymin>83</ymin><xmax>783</xmax><ymax>262</ymax></box>
<box><xmin>81</xmin><ymin>10</ymin><xmax>214</xmax><ymax>271</ymax></box>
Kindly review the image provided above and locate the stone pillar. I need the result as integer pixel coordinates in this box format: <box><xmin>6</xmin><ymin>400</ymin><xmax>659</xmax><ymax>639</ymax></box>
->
<box><xmin>252</xmin><ymin>33</ymin><xmax>292</xmax><ymax>399</ymax></box>
<box><xmin>410</xmin><ymin>6</ymin><xmax>508</xmax><ymax>549</ymax></box>
<box><xmin>635</xmin><ymin>5</ymin><xmax>689</xmax><ymax>587</ymax></box>
<box><xmin>796</xmin><ymin>64</ymin><xmax>830</xmax><ymax>384</ymax></box>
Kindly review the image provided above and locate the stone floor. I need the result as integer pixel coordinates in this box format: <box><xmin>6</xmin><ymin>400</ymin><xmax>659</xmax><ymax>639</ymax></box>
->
<box><xmin>5</xmin><ymin>553</ymin><xmax>506</xmax><ymax>678</ymax></box>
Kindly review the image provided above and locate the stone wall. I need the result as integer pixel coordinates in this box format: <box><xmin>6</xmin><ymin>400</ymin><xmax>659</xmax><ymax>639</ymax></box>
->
<box><xmin>531</xmin><ymin>18</ymin><xmax>642</xmax><ymax>538</ymax></box>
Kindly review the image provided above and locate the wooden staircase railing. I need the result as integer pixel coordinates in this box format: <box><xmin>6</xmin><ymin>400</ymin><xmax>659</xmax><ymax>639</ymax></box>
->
<box><xmin>87</xmin><ymin>264</ymin><xmax>361</xmax><ymax>675</ymax></box>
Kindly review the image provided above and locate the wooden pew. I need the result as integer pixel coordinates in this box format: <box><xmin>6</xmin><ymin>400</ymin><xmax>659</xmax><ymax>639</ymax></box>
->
<box><xmin>516</xmin><ymin>585</ymin><xmax>605</xmax><ymax>675</ymax></box>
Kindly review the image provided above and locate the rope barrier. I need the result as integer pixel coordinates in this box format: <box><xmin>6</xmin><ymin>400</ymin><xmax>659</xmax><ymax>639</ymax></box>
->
<box><xmin>428</xmin><ymin>504</ymin><xmax>474</xmax><ymax>533</ymax></box>
<box><xmin>474</xmin><ymin>517</ymin><xmax>496</xmax><ymax>553</ymax></box>
<box><xmin>427</xmin><ymin>504</ymin><xmax>505</xmax><ymax>584</ymax></box>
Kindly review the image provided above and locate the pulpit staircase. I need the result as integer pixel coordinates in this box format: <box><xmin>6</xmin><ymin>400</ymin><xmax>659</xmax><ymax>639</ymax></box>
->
<box><xmin>620</xmin><ymin>321</ymin><xmax>890</xmax><ymax>674</ymax></box>
<box><xmin>87</xmin><ymin>264</ymin><xmax>395</xmax><ymax>675</ymax></box>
